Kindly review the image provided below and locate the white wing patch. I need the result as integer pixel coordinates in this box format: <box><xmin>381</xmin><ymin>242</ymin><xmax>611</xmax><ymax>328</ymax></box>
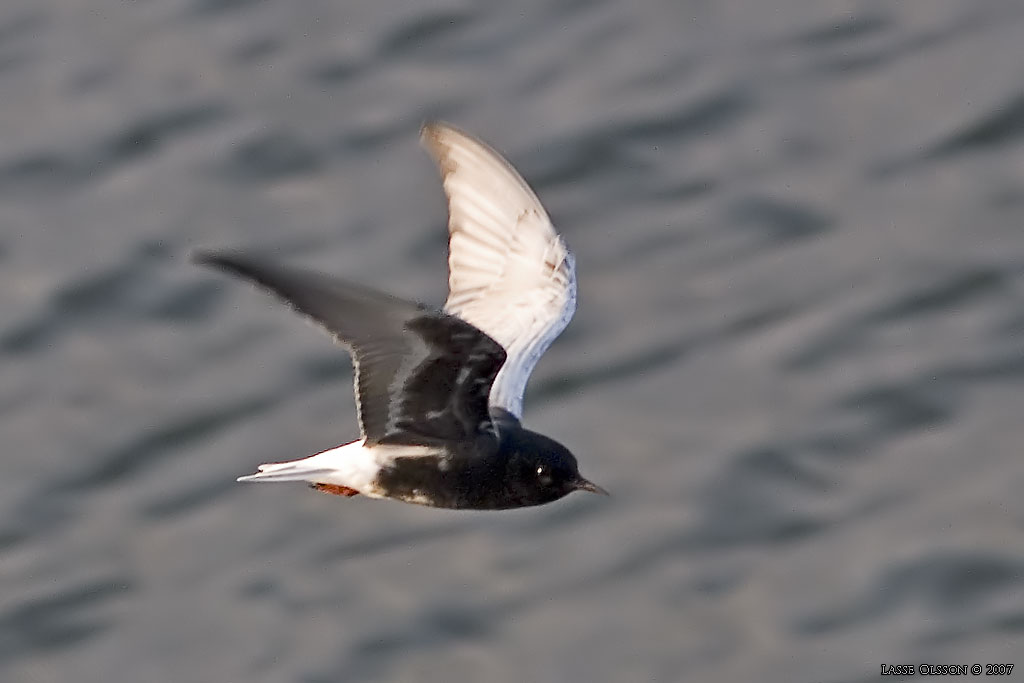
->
<box><xmin>421</xmin><ymin>123</ymin><xmax>577</xmax><ymax>418</ymax></box>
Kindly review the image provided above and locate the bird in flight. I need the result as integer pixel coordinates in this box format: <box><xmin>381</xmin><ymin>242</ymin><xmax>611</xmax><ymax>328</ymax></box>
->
<box><xmin>194</xmin><ymin>123</ymin><xmax>606</xmax><ymax>509</ymax></box>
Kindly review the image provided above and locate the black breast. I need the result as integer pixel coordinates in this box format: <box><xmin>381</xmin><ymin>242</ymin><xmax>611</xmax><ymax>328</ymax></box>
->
<box><xmin>373</xmin><ymin>432</ymin><xmax>550</xmax><ymax>509</ymax></box>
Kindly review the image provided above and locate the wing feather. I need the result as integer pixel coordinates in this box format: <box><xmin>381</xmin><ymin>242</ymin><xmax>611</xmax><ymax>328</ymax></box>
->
<box><xmin>193</xmin><ymin>251</ymin><xmax>506</xmax><ymax>448</ymax></box>
<box><xmin>420</xmin><ymin>123</ymin><xmax>577</xmax><ymax>418</ymax></box>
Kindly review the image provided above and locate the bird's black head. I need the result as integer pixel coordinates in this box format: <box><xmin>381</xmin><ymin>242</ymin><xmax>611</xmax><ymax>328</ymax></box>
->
<box><xmin>503</xmin><ymin>429</ymin><xmax>608</xmax><ymax>507</ymax></box>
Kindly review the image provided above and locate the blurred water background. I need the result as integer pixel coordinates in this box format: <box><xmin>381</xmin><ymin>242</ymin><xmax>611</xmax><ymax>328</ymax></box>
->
<box><xmin>2</xmin><ymin>0</ymin><xmax>1023</xmax><ymax>681</ymax></box>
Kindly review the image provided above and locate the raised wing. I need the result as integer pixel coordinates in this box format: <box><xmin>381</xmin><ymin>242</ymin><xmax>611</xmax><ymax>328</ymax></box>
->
<box><xmin>194</xmin><ymin>252</ymin><xmax>507</xmax><ymax>447</ymax></box>
<box><xmin>420</xmin><ymin>123</ymin><xmax>577</xmax><ymax>418</ymax></box>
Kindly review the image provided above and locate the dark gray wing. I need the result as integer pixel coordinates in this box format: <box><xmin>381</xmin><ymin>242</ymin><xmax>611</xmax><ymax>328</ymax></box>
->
<box><xmin>193</xmin><ymin>251</ymin><xmax>507</xmax><ymax>447</ymax></box>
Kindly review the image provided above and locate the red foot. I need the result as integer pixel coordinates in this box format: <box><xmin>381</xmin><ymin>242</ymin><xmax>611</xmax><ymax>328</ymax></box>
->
<box><xmin>311</xmin><ymin>483</ymin><xmax>361</xmax><ymax>497</ymax></box>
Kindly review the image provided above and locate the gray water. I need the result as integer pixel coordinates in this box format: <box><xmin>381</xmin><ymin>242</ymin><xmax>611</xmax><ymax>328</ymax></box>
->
<box><xmin>2</xmin><ymin>1</ymin><xmax>1023</xmax><ymax>681</ymax></box>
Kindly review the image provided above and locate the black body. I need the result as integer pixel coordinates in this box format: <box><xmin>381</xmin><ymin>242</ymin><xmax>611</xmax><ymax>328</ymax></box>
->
<box><xmin>194</xmin><ymin>251</ymin><xmax>605</xmax><ymax>509</ymax></box>
<box><xmin>375</xmin><ymin>412</ymin><xmax>589</xmax><ymax>509</ymax></box>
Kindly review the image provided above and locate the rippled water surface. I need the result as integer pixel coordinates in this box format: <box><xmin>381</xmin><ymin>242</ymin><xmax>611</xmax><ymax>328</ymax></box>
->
<box><xmin>2</xmin><ymin>1</ymin><xmax>1023</xmax><ymax>681</ymax></box>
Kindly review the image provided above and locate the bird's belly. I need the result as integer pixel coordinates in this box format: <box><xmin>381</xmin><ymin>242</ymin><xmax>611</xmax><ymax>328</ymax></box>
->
<box><xmin>373</xmin><ymin>453</ymin><xmax>515</xmax><ymax>510</ymax></box>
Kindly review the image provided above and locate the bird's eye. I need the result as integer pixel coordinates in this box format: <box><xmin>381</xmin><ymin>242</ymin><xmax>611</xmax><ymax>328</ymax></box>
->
<box><xmin>536</xmin><ymin>465</ymin><xmax>553</xmax><ymax>486</ymax></box>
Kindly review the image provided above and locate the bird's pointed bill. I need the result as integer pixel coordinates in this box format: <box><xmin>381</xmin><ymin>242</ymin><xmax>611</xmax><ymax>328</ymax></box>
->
<box><xmin>575</xmin><ymin>478</ymin><xmax>610</xmax><ymax>496</ymax></box>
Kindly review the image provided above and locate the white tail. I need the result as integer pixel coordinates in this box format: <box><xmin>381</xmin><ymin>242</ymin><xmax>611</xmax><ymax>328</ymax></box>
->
<box><xmin>236</xmin><ymin>460</ymin><xmax>335</xmax><ymax>483</ymax></box>
<box><xmin>234</xmin><ymin>439</ymin><xmax>383</xmax><ymax>494</ymax></box>
<box><xmin>234</xmin><ymin>439</ymin><xmax>441</xmax><ymax>498</ymax></box>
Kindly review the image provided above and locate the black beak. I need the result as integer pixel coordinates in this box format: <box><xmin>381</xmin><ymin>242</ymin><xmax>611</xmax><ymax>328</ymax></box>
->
<box><xmin>574</xmin><ymin>477</ymin><xmax>610</xmax><ymax>496</ymax></box>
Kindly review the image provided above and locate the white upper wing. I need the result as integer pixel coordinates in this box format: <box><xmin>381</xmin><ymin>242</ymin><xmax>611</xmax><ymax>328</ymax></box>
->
<box><xmin>420</xmin><ymin>123</ymin><xmax>577</xmax><ymax>419</ymax></box>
